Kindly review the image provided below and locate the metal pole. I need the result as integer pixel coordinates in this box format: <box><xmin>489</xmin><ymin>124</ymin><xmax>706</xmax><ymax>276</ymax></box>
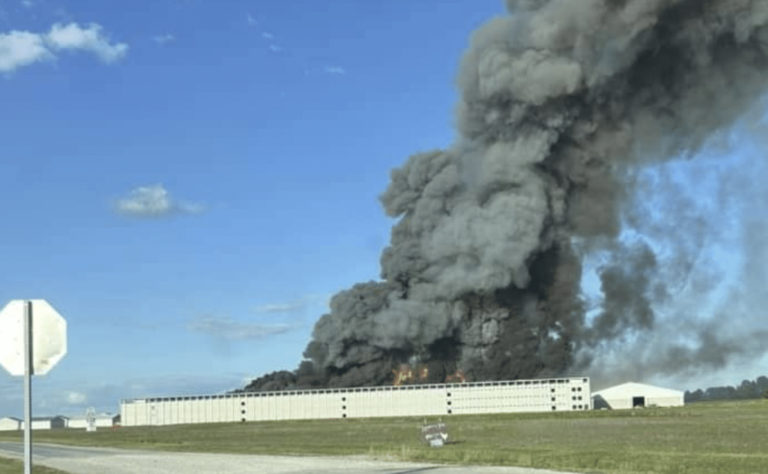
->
<box><xmin>23</xmin><ymin>300</ymin><xmax>32</xmax><ymax>474</ymax></box>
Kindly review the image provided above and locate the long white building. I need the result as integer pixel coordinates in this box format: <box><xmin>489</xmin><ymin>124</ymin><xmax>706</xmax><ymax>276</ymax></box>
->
<box><xmin>121</xmin><ymin>377</ymin><xmax>591</xmax><ymax>427</ymax></box>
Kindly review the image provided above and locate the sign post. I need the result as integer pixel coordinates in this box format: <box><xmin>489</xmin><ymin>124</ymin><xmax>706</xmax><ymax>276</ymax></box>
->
<box><xmin>0</xmin><ymin>300</ymin><xmax>67</xmax><ymax>474</ymax></box>
<box><xmin>24</xmin><ymin>301</ymin><xmax>32</xmax><ymax>474</ymax></box>
<box><xmin>421</xmin><ymin>421</ymin><xmax>448</xmax><ymax>447</ymax></box>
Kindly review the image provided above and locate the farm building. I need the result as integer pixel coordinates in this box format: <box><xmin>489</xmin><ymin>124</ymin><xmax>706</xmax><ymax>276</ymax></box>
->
<box><xmin>0</xmin><ymin>417</ymin><xmax>21</xmax><ymax>431</ymax></box>
<box><xmin>121</xmin><ymin>377</ymin><xmax>591</xmax><ymax>427</ymax></box>
<box><xmin>591</xmin><ymin>382</ymin><xmax>684</xmax><ymax>409</ymax></box>
<box><xmin>67</xmin><ymin>413</ymin><xmax>119</xmax><ymax>429</ymax></box>
<box><xmin>20</xmin><ymin>416</ymin><xmax>68</xmax><ymax>430</ymax></box>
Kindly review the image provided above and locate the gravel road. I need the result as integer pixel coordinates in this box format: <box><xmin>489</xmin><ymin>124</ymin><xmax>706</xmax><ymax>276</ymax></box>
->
<box><xmin>0</xmin><ymin>442</ymin><xmax>575</xmax><ymax>474</ymax></box>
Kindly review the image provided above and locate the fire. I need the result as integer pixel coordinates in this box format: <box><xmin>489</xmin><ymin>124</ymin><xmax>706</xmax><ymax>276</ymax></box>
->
<box><xmin>445</xmin><ymin>369</ymin><xmax>466</xmax><ymax>384</ymax></box>
<box><xmin>391</xmin><ymin>364</ymin><xmax>430</xmax><ymax>386</ymax></box>
<box><xmin>392</xmin><ymin>364</ymin><xmax>467</xmax><ymax>385</ymax></box>
<box><xmin>419</xmin><ymin>365</ymin><xmax>429</xmax><ymax>380</ymax></box>
<box><xmin>392</xmin><ymin>365</ymin><xmax>413</xmax><ymax>386</ymax></box>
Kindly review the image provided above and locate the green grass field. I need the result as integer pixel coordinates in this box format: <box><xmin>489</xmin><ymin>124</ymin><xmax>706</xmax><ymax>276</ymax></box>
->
<box><xmin>0</xmin><ymin>457</ymin><xmax>67</xmax><ymax>474</ymax></box>
<box><xmin>1</xmin><ymin>400</ymin><xmax>766</xmax><ymax>473</ymax></box>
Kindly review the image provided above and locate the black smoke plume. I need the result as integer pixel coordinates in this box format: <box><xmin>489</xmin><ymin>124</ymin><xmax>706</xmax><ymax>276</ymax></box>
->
<box><xmin>245</xmin><ymin>0</ymin><xmax>768</xmax><ymax>391</ymax></box>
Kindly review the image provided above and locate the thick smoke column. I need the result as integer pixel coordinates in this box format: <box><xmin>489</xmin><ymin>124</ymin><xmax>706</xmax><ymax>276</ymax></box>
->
<box><xmin>246</xmin><ymin>0</ymin><xmax>768</xmax><ymax>391</ymax></box>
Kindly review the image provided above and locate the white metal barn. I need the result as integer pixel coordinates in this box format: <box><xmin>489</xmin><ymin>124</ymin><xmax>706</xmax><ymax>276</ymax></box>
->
<box><xmin>0</xmin><ymin>417</ymin><xmax>21</xmax><ymax>431</ymax></box>
<box><xmin>121</xmin><ymin>377</ymin><xmax>591</xmax><ymax>427</ymax></box>
<box><xmin>591</xmin><ymin>382</ymin><xmax>684</xmax><ymax>409</ymax></box>
<box><xmin>20</xmin><ymin>416</ymin><xmax>68</xmax><ymax>430</ymax></box>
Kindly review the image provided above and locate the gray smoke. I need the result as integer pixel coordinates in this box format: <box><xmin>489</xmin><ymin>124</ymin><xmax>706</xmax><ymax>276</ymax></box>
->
<box><xmin>586</xmin><ymin>118</ymin><xmax>768</xmax><ymax>386</ymax></box>
<box><xmin>246</xmin><ymin>0</ymin><xmax>768</xmax><ymax>391</ymax></box>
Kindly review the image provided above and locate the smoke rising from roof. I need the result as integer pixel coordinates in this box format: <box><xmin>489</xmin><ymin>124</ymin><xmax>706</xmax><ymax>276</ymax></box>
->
<box><xmin>246</xmin><ymin>0</ymin><xmax>768</xmax><ymax>391</ymax></box>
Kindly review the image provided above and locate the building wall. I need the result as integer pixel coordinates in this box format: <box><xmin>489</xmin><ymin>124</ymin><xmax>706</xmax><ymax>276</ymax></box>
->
<box><xmin>20</xmin><ymin>417</ymin><xmax>67</xmax><ymax>430</ymax></box>
<box><xmin>51</xmin><ymin>417</ymin><xmax>67</xmax><ymax>429</ymax></box>
<box><xmin>597</xmin><ymin>397</ymin><xmax>632</xmax><ymax>410</ymax></box>
<box><xmin>30</xmin><ymin>420</ymin><xmax>51</xmax><ymax>430</ymax></box>
<box><xmin>646</xmin><ymin>395</ymin><xmax>684</xmax><ymax>407</ymax></box>
<box><xmin>121</xmin><ymin>377</ymin><xmax>591</xmax><ymax>427</ymax></box>
<box><xmin>68</xmin><ymin>418</ymin><xmax>86</xmax><ymax>429</ymax></box>
<box><xmin>0</xmin><ymin>418</ymin><xmax>20</xmax><ymax>431</ymax></box>
<box><xmin>68</xmin><ymin>417</ymin><xmax>115</xmax><ymax>429</ymax></box>
<box><xmin>594</xmin><ymin>388</ymin><xmax>684</xmax><ymax>410</ymax></box>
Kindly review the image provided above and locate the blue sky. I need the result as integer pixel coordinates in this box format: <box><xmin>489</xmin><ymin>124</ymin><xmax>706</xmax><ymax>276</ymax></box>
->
<box><xmin>0</xmin><ymin>0</ymin><xmax>506</xmax><ymax>417</ymax></box>
<box><xmin>1</xmin><ymin>1</ymin><xmax>766</xmax><ymax>419</ymax></box>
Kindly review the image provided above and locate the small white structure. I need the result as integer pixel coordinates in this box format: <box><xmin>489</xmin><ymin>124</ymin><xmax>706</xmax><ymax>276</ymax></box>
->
<box><xmin>0</xmin><ymin>417</ymin><xmax>21</xmax><ymax>431</ymax></box>
<box><xmin>86</xmin><ymin>407</ymin><xmax>97</xmax><ymax>432</ymax></box>
<box><xmin>68</xmin><ymin>413</ymin><xmax>118</xmax><ymax>429</ymax></box>
<box><xmin>21</xmin><ymin>416</ymin><xmax>68</xmax><ymax>430</ymax></box>
<box><xmin>592</xmin><ymin>382</ymin><xmax>684</xmax><ymax>409</ymax></box>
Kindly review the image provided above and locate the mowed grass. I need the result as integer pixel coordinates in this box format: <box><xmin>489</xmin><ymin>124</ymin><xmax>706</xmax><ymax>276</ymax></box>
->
<box><xmin>0</xmin><ymin>457</ymin><xmax>68</xmax><ymax>474</ymax></box>
<box><xmin>1</xmin><ymin>400</ymin><xmax>766</xmax><ymax>473</ymax></box>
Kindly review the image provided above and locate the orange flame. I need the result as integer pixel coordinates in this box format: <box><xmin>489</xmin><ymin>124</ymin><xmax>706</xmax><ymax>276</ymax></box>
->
<box><xmin>445</xmin><ymin>369</ymin><xmax>466</xmax><ymax>384</ymax></box>
<box><xmin>393</xmin><ymin>364</ymin><xmax>467</xmax><ymax>385</ymax></box>
<box><xmin>392</xmin><ymin>364</ymin><xmax>430</xmax><ymax>386</ymax></box>
<box><xmin>419</xmin><ymin>366</ymin><xmax>429</xmax><ymax>380</ymax></box>
<box><xmin>392</xmin><ymin>364</ymin><xmax>413</xmax><ymax>386</ymax></box>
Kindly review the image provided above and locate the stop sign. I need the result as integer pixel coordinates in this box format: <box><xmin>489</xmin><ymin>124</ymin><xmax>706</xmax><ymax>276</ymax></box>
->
<box><xmin>0</xmin><ymin>300</ymin><xmax>67</xmax><ymax>376</ymax></box>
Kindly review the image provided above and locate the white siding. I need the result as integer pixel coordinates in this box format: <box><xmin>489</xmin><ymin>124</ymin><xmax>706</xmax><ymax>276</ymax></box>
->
<box><xmin>120</xmin><ymin>377</ymin><xmax>591</xmax><ymax>427</ymax></box>
<box><xmin>646</xmin><ymin>396</ymin><xmax>683</xmax><ymax>407</ymax></box>
<box><xmin>19</xmin><ymin>417</ymin><xmax>67</xmax><ymax>430</ymax></box>
<box><xmin>592</xmin><ymin>382</ymin><xmax>684</xmax><ymax>409</ymax></box>
<box><xmin>30</xmin><ymin>420</ymin><xmax>52</xmax><ymax>430</ymax></box>
<box><xmin>0</xmin><ymin>418</ymin><xmax>20</xmax><ymax>431</ymax></box>
<box><xmin>68</xmin><ymin>416</ymin><xmax>116</xmax><ymax>429</ymax></box>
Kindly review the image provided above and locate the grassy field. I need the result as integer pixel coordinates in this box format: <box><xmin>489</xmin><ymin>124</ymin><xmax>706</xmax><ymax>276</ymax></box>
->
<box><xmin>1</xmin><ymin>399</ymin><xmax>766</xmax><ymax>473</ymax></box>
<box><xmin>0</xmin><ymin>457</ymin><xmax>67</xmax><ymax>474</ymax></box>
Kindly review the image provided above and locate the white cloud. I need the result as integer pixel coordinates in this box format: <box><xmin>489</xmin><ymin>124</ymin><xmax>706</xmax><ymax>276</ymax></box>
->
<box><xmin>0</xmin><ymin>22</ymin><xmax>126</xmax><ymax>73</ymax></box>
<box><xmin>152</xmin><ymin>33</ymin><xmax>175</xmax><ymax>45</ymax></box>
<box><xmin>0</xmin><ymin>30</ymin><xmax>51</xmax><ymax>72</ymax></box>
<box><xmin>324</xmin><ymin>65</ymin><xmax>346</xmax><ymax>75</ymax></box>
<box><xmin>254</xmin><ymin>302</ymin><xmax>305</xmax><ymax>314</ymax></box>
<box><xmin>188</xmin><ymin>316</ymin><xmax>294</xmax><ymax>341</ymax></box>
<box><xmin>269</xmin><ymin>44</ymin><xmax>282</xmax><ymax>53</ymax></box>
<box><xmin>115</xmin><ymin>184</ymin><xmax>204</xmax><ymax>218</ymax></box>
<box><xmin>66</xmin><ymin>391</ymin><xmax>87</xmax><ymax>404</ymax></box>
<box><xmin>247</xmin><ymin>13</ymin><xmax>258</xmax><ymax>26</ymax></box>
<box><xmin>253</xmin><ymin>294</ymin><xmax>331</xmax><ymax>314</ymax></box>
<box><xmin>21</xmin><ymin>0</ymin><xmax>35</xmax><ymax>8</ymax></box>
<box><xmin>46</xmin><ymin>23</ymin><xmax>127</xmax><ymax>63</ymax></box>
<box><xmin>261</xmin><ymin>32</ymin><xmax>274</xmax><ymax>40</ymax></box>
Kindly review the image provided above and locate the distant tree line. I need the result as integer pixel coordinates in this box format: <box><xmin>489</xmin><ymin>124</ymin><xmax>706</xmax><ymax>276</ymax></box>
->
<box><xmin>685</xmin><ymin>375</ymin><xmax>768</xmax><ymax>402</ymax></box>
